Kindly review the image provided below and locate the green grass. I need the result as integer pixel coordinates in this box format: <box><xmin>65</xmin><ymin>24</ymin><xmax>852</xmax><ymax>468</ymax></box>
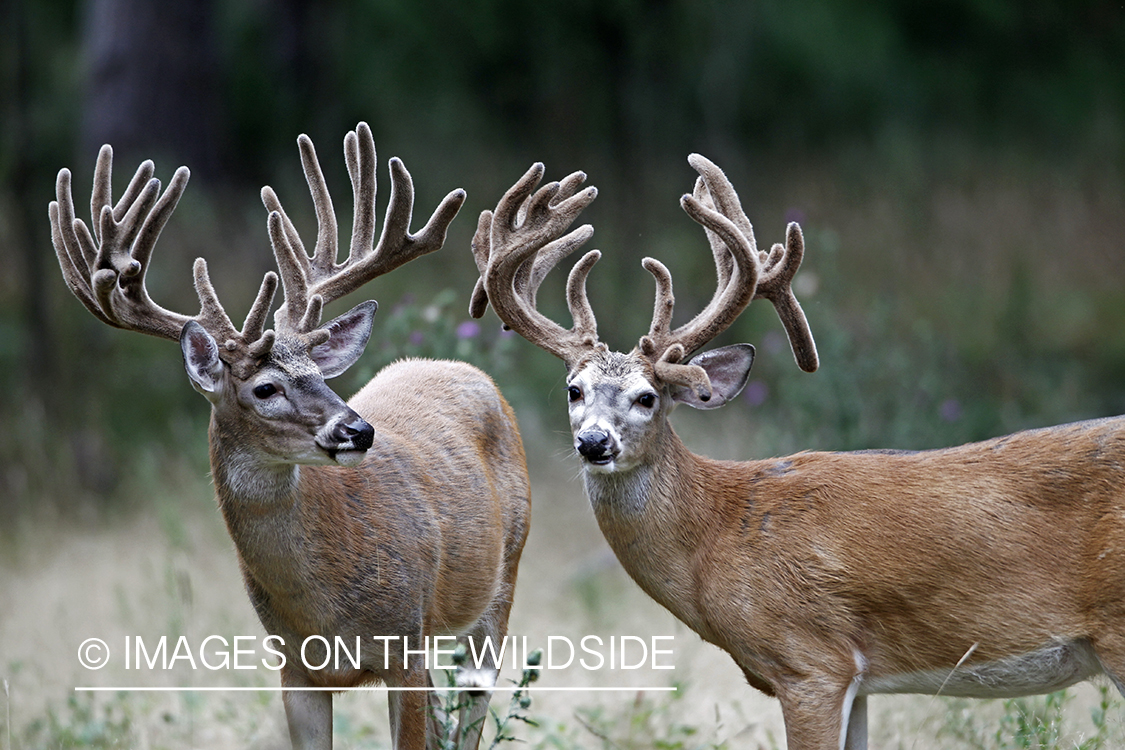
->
<box><xmin>11</xmin><ymin>682</ymin><xmax>1120</xmax><ymax>749</ymax></box>
<box><xmin>17</xmin><ymin>691</ymin><xmax>132</xmax><ymax>749</ymax></box>
<box><xmin>939</xmin><ymin>687</ymin><xmax>1124</xmax><ymax>750</ymax></box>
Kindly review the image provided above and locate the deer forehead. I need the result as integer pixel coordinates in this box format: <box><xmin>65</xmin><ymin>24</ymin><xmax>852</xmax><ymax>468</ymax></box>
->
<box><xmin>246</xmin><ymin>336</ymin><xmax>324</xmax><ymax>384</ymax></box>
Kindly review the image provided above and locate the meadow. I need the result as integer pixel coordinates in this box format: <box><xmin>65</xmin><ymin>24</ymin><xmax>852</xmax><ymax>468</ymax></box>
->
<box><xmin>2</xmin><ymin>416</ymin><xmax>1124</xmax><ymax>749</ymax></box>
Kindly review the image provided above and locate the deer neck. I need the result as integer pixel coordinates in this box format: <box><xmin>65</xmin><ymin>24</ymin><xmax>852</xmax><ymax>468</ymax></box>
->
<box><xmin>206</xmin><ymin>415</ymin><xmax>324</xmax><ymax>622</ymax></box>
<box><xmin>210</xmin><ymin>436</ymin><xmax>301</xmax><ymax>507</ymax></box>
<box><xmin>583</xmin><ymin>424</ymin><xmax>717</xmax><ymax>634</ymax></box>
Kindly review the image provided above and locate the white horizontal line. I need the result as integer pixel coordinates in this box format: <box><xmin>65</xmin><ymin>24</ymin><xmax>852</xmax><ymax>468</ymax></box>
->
<box><xmin>75</xmin><ymin>686</ymin><xmax>676</xmax><ymax>693</ymax></box>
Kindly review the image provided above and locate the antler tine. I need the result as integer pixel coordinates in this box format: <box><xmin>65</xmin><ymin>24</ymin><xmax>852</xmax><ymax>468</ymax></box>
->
<box><xmin>51</xmin><ymin>168</ymin><xmax>113</xmax><ymax>326</ymax></box>
<box><xmin>646</xmin><ymin>153</ymin><xmax>818</xmax><ymax>374</ymax></box>
<box><xmin>240</xmin><ymin>271</ymin><xmax>279</xmax><ymax>345</ymax></box>
<box><xmin>636</xmin><ymin>257</ymin><xmax>716</xmax><ymax>401</ymax></box>
<box><xmin>260</xmin><ymin>130</ymin><xmax>330</xmax><ymax>331</ymax></box>
<box><xmin>298</xmin><ymin>132</ymin><xmax>339</xmax><ymax>278</ymax></box>
<box><xmin>642</xmin><ymin>155</ymin><xmax>761</xmax><ymax>361</ymax></box>
<box><xmin>517</xmin><ymin>170</ymin><xmax>596</xmax><ymax>312</ymax></box>
<box><xmin>50</xmin><ymin>148</ymin><xmax>200</xmax><ymax>341</ymax></box>
<box><xmin>690</xmin><ymin>175</ymin><xmax>736</xmax><ymax>311</ymax></box>
<box><xmin>344</xmin><ymin>123</ymin><xmax>377</xmax><ymax>268</ymax></box>
<box><xmin>564</xmin><ymin>247</ymin><xmax>602</xmax><ymax>345</ymax></box>
<box><xmin>470</xmin><ymin>163</ymin><xmax>601</xmax><ymax>366</ymax></box>
<box><xmin>265</xmin><ymin>198</ymin><xmax>313</xmax><ymax>332</ymax></box>
<box><xmin>262</xmin><ymin>122</ymin><xmax>466</xmax><ymax>334</ymax></box>
<box><xmin>754</xmin><ymin>223</ymin><xmax>819</xmax><ymax>372</ymax></box>
<box><xmin>468</xmin><ymin>210</ymin><xmax>495</xmax><ymax>320</ymax></box>
<box><xmin>364</xmin><ymin>155</ymin><xmax>467</xmax><ymax>280</ymax></box>
<box><xmin>91</xmin><ymin>146</ymin><xmax>157</xmax><ymax>246</ymax></box>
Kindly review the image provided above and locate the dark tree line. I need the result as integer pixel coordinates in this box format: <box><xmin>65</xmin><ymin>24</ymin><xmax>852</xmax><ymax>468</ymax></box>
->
<box><xmin>0</xmin><ymin>0</ymin><xmax>1122</xmax><ymax>512</ymax></box>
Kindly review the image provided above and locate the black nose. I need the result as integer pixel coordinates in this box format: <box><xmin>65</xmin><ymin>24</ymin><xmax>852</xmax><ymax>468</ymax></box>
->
<box><xmin>576</xmin><ymin>429</ymin><xmax>612</xmax><ymax>460</ymax></box>
<box><xmin>332</xmin><ymin>415</ymin><xmax>374</xmax><ymax>451</ymax></box>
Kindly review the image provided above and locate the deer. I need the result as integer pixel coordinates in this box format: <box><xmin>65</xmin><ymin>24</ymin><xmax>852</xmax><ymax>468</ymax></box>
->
<box><xmin>49</xmin><ymin>122</ymin><xmax>531</xmax><ymax>750</ymax></box>
<box><xmin>468</xmin><ymin>155</ymin><xmax>1125</xmax><ymax>750</ymax></box>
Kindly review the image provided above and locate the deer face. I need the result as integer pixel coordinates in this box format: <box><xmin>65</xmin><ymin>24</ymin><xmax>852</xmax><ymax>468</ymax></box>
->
<box><xmin>567</xmin><ymin>351</ymin><xmax>664</xmax><ymax>474</ymax></box>
<box><xmin>567</xmin><ymin>345</ymin><xmax>756</xmax><ymax>474</ymax></box>
<box><xmin>180</xmin><ymin>302</ymin><xmax>377</xmax><ymax>468</ymax></box>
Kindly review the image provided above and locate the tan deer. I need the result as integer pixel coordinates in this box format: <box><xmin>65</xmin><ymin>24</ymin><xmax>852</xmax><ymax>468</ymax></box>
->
<box><xmin>50</xmin><ymin>123</ymin><xmax>531</xmax><ymax>750</ymax></box>
<box><xmin>469</xmin><ymin>156</ymin><xmax>1125</xmax><ymax>750</ymax></box>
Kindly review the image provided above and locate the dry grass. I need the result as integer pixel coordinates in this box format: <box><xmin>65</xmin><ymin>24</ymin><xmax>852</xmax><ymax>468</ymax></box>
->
<box><xmin>2</xmin><ymin>430</ymin><xmax>1122</xmax><ymax>749</ymax></box>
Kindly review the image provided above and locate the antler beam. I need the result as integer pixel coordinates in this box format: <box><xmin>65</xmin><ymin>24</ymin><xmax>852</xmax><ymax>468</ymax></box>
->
<box><xmin>469</xmin><ymin>163</ymin><xmax>600</xmax><ymax>367</ymax></box>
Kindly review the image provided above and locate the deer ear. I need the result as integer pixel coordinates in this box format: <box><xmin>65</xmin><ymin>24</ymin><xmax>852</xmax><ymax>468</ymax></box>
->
<box><xmin>672</xmin><ymin>344</ymin><xmax>755</xmax><ymax>410</ymax></box>
<box><xmin>181</xmin><ymin>321</ymin><xmax>225</xmax><ymax>399</ymax></box>
<box><xmin>310</xmin><ymin>300</ymin><xmax>377</xmax><ymax>379</ymax></box>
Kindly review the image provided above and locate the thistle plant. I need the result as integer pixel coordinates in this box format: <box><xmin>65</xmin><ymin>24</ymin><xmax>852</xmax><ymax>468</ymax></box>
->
<box><xmin>434</xmin><ymin>644</ymin><xmax>542</xmax><ymax>749</ymax></box>
<box><xmin>486</xmin><ymin>646</ymin><xmax>541</xmax><ymax>749</ymax></box>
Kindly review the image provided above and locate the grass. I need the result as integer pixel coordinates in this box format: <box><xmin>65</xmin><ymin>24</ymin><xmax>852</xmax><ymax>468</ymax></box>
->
<box><xmin>18</xmin><ymin>691</ymin><xmax>132</xmax><ymax>749</ymax></box>
<box><xmin>9</xmin><ymin>679</ymin><xmax>1121</xmax><ymax>749</ymax></box>
<box><xmin>938</xmin><ymin>687</ymin><xmax>1124</xmax><ymax>750</ymax></box>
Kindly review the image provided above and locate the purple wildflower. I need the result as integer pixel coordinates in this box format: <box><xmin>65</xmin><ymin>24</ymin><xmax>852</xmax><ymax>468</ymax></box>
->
<box><xmin>940</xmin><ymin>398</ymin><xmax>962</xmax><ymax>422</ymax></box>
<box><xmin>456</xmin><ymin>321</ymin><xmax>481</xmax><ymax>339</ymax></box>
<box><xmin>743</xmin><ymin>380</ymin><xmax>769</xmax><ymax>406</ymax></box>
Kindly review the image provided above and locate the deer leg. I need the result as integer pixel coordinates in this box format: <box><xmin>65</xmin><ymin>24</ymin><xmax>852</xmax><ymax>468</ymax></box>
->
<box><xmin>777</xmin><ymin>677</ymin><xmax>860</xmax><ymax>750</ymax></box>
<box><xmin>454</xmin><ymin>548</ymin><xmax>522</xmax><ymax>749</ymax></box>
<box><xmin>387</xmin><ymin>665</ymin><xmax>431</xmax><ymax>750</ymax></box>
<box><xmin>844</xmin><ymin>694</ymin><xmax>868</xmax><ymax>750</ymax></box>
<box><xmin>425</xmin><ymin>670</ymin><xmax>453</xmax><ymax>744</ymax></box>
<box><xmin>1093</xmin><ymin>635</ymin><xmax>1125</xmax><ymax>699</ymax></box>
<box><xmin>281</xmin><ymin>667</ymin><xmax>332</xmax><ymax>750</ymax></box>
<box><xmin>451</xmin><ymin>618</ymin><xmax>504</xmax><ymax>748</ymax></box>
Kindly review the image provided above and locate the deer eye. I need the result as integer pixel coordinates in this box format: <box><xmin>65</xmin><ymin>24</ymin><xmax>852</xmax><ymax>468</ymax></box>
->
<box><xmin>253</xmin><ymin>383</ymin><xmax>278</xmax><ymax>399</ymax></box>
<box><xmin>636</xmin><ymin>392</ymin><xmax>657</xmax><ymax>408</ymax></box>
<box><xmin>567</xmin><ymin>385</ymin><xmax>583</xmax><ymax>403</ymax></box>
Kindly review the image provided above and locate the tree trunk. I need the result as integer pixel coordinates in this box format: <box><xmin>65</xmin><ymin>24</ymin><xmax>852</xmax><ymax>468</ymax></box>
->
<box><xmin>81</xmin><ymin>0</ymin><xmax>224</xmax><ymax>178</ymax></box>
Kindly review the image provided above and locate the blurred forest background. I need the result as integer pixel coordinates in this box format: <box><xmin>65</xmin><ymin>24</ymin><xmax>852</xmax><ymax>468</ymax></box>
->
<box><xmin>1</xmin><ymin>0</ymin><xmax>1124</xmax><ymax>519</ymax></box>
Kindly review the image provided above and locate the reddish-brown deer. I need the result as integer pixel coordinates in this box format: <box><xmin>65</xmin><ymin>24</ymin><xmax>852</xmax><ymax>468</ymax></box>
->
<box><xmin>469</xmin><ymin>156</ymin><xmax>1125</xmax><ymax>750</ymax></box>
<box><xmin>50</xmin><ymin>123</ymin><xmax>531</xmax><ymax>750</ymax></box>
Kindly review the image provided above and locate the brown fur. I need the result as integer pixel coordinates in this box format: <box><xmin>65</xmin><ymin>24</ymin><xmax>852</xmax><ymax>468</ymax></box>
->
<box><xmin>577</xmin><ymin>371</ymin><xmax>1125</xmax><ymax>749</ymax></box>
<box><xmin>209</xmin><ymin>358</ymin><xmax>530</xmax><ymax>748</ymax></box>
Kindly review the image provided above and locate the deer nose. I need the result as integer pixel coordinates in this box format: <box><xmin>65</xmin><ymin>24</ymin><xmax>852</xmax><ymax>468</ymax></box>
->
<box><xmin>332</xmin><ymin>415</ymin><xmax>374</xmax><ymax>451</ymax></box>
<box><xmin>576</xmin><ymin>429</ymin><xmax>613</xmax><ymax>461</ymax></box>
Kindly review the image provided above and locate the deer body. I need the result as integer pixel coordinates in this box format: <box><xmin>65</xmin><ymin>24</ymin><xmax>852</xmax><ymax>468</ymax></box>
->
<box><xmin>583</xmin><ymin>407</ymin><xmax>1125</xmax><ymax>749</ymax></box>
<box><xmin>51</xmin><ymin>124</ymin><xmax>530</xmax><ymax>749</ymax></box>
<box><xmin>211</xmin><ymin>357</ymin><xmax>526</xmax><ymax>675</ymax></box>
<box><xmin>208</xmin><ymin>355</ymin><xmax>530</xmax><ymax>746</ymax></box>
<box><xmin>586</xmin><ymin>406</ymin><xmax>1125</xmax><ymax>691</ymax></box>
<box><xmin>471</xmin><ymin>158</ymin><xmax>1125</xmax><ymax>749</ymax></box>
